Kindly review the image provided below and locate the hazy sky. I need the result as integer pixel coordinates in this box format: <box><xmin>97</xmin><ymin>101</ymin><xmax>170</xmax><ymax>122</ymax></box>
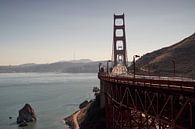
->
<box><xmin>0</xmin><ymin>0</ymin><xmax>195</xmax><ymax>65</ymax></box>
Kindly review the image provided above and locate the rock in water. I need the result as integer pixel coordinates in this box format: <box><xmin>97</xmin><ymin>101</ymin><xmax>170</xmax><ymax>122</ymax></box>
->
<box><xmin>19</xmin><ymin>121</ymin><xmax>28</xmax><ymax>127</ymax></box>
<box><xmin>16</xmin><ymin>103</ymin><xmax>36</xmax><ymax>125</ymax></box>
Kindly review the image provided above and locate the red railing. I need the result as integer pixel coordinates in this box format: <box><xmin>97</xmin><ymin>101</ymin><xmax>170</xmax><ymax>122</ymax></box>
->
<box><xmin>98</xmin><ymin>73</ymin><xmax>195</xmax><ymax>94</ymax></box>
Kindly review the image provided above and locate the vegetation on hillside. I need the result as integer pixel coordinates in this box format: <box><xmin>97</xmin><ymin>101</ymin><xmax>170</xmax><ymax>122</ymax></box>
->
<box><xmin>134</xmin><ymin>33</ymin><xmax>195</xmax><ymax>77</ymax></box>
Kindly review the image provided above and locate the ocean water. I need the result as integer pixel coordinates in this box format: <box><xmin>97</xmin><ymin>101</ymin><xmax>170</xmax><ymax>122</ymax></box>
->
<box><xmin>0</xmin><ymin>73</ymin><xmax>99</xmax><ymax>129</ymax></box>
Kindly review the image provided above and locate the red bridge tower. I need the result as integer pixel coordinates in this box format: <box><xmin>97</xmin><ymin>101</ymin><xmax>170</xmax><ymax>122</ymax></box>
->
<box><xmin>112</xmin><ymin>14</ymin><xmax>127</xmax><ymax>66</ymax></box>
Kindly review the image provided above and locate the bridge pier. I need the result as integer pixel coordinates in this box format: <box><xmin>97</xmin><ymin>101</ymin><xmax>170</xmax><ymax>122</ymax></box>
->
<box><xmin>100</xmin><ymin>79</ymin><xmax>106</xmax><ymax>109</ymax></box>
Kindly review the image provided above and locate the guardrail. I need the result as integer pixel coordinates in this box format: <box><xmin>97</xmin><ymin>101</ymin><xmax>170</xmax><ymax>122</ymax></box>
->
<box><xmin>98</xmin><ymin>72</ymin><xmax>195</xmax><ymax>94</ymax></box>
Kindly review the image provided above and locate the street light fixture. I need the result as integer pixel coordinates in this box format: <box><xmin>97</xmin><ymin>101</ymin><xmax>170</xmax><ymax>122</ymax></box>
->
<box><xmin>133</xmin><ymin>55</ymin><xmax>140</xmax><ymax>78</ymax></box>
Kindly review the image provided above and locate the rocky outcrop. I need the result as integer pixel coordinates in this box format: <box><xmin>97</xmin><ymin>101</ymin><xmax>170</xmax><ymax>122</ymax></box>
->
<box><xmin>16</xmin><ymin>103</ymin><xmax>36</xmax><ymax>126</ymax></box>
<box><xmin>64</xmin><ymin>94</ymin><xmax>106</xmax><ymax>129</ymax></box>
<box><xmin>79</xmin><ymin>100</ymin><xmax>89</xmax><ymax>109</ymax></box>
<box><xmin>79</xmin><ymin>94</ymin><xmax>106</xmax><ymax>129</ymax></box>
<box><xmin>64</xmin><ymin>101</ymin><xmax>92</xmax><ymax>128</ymax></box>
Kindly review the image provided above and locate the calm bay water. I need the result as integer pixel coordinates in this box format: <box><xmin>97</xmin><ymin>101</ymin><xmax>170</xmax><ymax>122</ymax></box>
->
<box><xmin>0</xmin><ymin>73</ymin><xmax>99</xmax><ymax>129</ymax></box>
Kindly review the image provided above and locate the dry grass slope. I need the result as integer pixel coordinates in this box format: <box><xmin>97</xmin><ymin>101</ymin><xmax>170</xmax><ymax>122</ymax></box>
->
<box><xmin>136</xmin><ymin>33</ymin><xmax>195</xmax><ymax>77</ymax></box>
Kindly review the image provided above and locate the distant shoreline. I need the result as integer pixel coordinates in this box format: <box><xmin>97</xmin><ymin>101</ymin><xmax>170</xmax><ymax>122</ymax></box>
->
<box><xmin>0</xmin><ymin>72</ymin><xmax>97</xmax><ymax>74</ymax></box>
<box><xmin>0</xmin><ymin>60</ymin><xmax>103</xmax><ymax>73</ymax></box>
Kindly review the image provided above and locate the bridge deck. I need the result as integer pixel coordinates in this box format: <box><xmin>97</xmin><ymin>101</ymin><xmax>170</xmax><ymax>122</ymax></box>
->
<box><xmin>98</xmin><ymin>73</ymin><xmax>195</xmax><ymax>94</ymax></box>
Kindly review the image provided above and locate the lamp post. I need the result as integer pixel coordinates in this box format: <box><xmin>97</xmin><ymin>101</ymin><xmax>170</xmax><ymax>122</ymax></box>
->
<box><xmin>98</xmin><ymin>63</ymin><xmax>102</xmax><ymax>72</ymax></box>
<box><xmin>107</xmin><ymin>60</ymin><xmax>112</xmax><ymax>74</ymax></box>
<box><xmin>133</xmin><ymin>55</ymin><xmax>140</xmax><ymax>78</ymax></box>
<box><xmin>148</xmin><ymin>64</ymin><xmax>150</xmax><ymax>76</ymax></box>
<box><xmin>171</xmin><ymin>60</ymin><xmax>175</xmax><ymax>77</ymax></box>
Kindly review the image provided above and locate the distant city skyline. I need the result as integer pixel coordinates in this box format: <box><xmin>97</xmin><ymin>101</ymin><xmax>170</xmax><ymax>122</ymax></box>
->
<box><xmin>0</xmin><ymin>0</ymin><xmax>195</xmax><ymax>65</ymax></box>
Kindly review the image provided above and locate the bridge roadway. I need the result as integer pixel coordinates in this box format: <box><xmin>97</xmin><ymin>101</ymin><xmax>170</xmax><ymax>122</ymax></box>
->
<box><xmin>99</xmin><ymin>73</ymin><xmax>195</xmax><ymax>93</ymax></box>
<box><xmin>99</xmin><ymin>72</ymin><xmax>195</xmax><ymax>129</ymax></box>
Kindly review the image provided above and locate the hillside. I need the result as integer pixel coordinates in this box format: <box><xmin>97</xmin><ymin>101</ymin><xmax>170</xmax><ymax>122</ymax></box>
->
<box><xmin>0</xmin><ymin>60</ymin><xmax>106</xmax><ymax>73</ymax></box>
<box><xmin>135</xmin><ymin>33</ymin><xmax>195</xmax><ymax>77</ymax></box>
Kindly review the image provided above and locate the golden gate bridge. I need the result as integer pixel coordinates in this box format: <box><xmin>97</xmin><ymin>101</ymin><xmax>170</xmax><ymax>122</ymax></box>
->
<box><xmin>98</xmin><ymin>14</ymin><xmax>195</xmax><ymax>129</ymax></box>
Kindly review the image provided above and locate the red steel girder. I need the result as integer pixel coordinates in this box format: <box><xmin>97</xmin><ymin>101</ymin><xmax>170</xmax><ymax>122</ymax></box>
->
<box><xmin>101</xmin><ymin>75</ymin><xmax>195</xmax><ymax>129</ymax></box>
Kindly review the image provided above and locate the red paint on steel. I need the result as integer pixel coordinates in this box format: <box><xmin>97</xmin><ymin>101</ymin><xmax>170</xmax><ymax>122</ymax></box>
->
<box><xmin>99</xmin><ymin>73</ymin><xmax>195</xmax><ymax>129</ymax></box>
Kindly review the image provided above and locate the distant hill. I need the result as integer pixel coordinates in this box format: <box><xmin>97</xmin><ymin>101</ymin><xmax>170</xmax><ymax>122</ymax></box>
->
<box><xmin>135</xmin><ymin>33</ymin><xmax>195</xmax><ymax>77</ymax></box>
<box><xmin>0</xmin><ymin>59</ymin><xmax>106</xmax><ymax>73</ymax></box>
<box><xmin>68</xmin><ymin>59</ymin><xmax>93</xmax><ymax>63</ymax></box>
